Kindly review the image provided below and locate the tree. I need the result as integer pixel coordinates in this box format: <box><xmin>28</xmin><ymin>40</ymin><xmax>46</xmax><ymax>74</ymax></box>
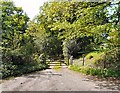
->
<box><xmin>1</xmin><ymin>1</ymin><xmax>29</xmax><ymax>50</ymax></box>
<box><xmin>1</xmin><ymin>0</ymin><xmax>32</xmax><ymax>64</ymax></box>
<box><xmin>35</xmin><ymin>2</ymin><xmax>112</xmax><ymax>63</ymax></box>
<box><xmin>107</xmin><ymin>1</ymin><xmax>120</xmax><ymax>49</ymax></box>
<box><xmin>27</xmin><ymin>21</ymin><xmax>62</xmax><ymax>59</ymax></box>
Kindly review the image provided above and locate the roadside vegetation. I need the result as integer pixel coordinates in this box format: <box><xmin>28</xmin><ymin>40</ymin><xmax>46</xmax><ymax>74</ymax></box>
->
<box><xmin>0</xmin><ymin>0</ymin><xmax>120</xmax><ymax>79</ymax></box>
<box><xmin>69</xmin><ymin>65</ymin><xmax>120</xmax><ymax>77</ymax></box>
<box><xmin>69</xmin><ymin>49</ymin><xmax>120</xmax><ymax>77</ymax></box>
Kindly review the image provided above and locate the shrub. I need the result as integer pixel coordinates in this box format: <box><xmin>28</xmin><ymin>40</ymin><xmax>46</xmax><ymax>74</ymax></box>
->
<box><xmin>69</xmin><ymin>65</ymin><xmax>120</xmax><ymax>77</ymax></box>
<box><xmin>95</xmin><ymin>48</ymin><xmax>120</xmax><ymax>70</ymax></box>
<box><xmin>1</xmin><ymin>61</ymin><xmax>48</xmax><ymax>79</ymax></box>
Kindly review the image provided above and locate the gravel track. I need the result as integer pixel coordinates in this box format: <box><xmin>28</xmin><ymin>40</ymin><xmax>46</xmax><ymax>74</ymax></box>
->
<box><xmin>0</xmin><ymin>62</ymin><xmax>120</xmax><ymax>91</ymax></box>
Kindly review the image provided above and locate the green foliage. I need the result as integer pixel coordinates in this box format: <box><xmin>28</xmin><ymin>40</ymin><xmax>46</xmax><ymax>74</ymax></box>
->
<box><xmin>27</xmin><ymin>20</ymin><xmax>63</xmax><ymax>59</ymax></box>
<box><xmin>1</xmin><ymin>0</ymin><xmax>31</xmax><ymax>64</ymax></box>
<box><xmin>0</xmin><ymin>62</ymin><xmax>17</xmax><ymax>78</ymax></box>
<box><xmin>1</xmin><ymin>62</ymin><xmax>48</xmax><ymax>79</ymax></box>
<box><xmin>35</xmin><ymin>2</ymin><xmax>114</xmax><ymax>63</ymax></box>
<box><xmin>1</xmin><ymin>1</ymin><xmax>29</xmax><ymax>50</ymax></box>
<box><xmin>85</xmin><ymin>52</ymin><xmax>104</xmax><ymax>60</ymax></box>
<box><xmin>39</xmin><ymin>53</ymin><xmax>46</xmax><ymax>64</ymax></box>
<box><xmin>1</xmin><ymin>1</ymin><xmax>48</xmax><ymax>79</ymax></box>
<box><xmin>69</xmin><ymin>65</ymin><xmax>120</xmax><ymax>77</ymax></box>
<box><xmin>1</xmin><ymin>1</ymin><xmax>119</xmax><ymax>78</ymax></box>
<box><xmin>95</xmin><ymin>48</ymin><xmax>120</xmax><ymax>70</ymax></box>
<box><xmin>42</xmin><ymin>2</ymin><xmax>110</xmax><ymax>39</ymax></box>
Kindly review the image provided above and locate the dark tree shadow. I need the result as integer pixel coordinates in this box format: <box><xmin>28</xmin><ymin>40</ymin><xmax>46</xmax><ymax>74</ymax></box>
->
<box><xmin>83</xmin><ymin>75</ymin><xmax>120</xmax><ymax>90</ymax></box>
<box><xmin>23</xmin><ymin>69</ymin><xmax>62</xmax><ymax>79</ymax></box>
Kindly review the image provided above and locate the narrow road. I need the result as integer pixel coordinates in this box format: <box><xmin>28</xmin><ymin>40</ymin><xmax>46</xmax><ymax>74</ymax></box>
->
<box><xmin>1</xmin><ymin>62</ymin><xmax>120</xmax><ymax>91</ymax></box>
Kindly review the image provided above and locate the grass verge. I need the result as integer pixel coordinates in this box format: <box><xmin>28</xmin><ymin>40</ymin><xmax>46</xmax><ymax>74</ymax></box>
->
<box><xmin>69</xmin><ymin>65</ymin><xmax>120</xmax><ymax>77</ymax></box>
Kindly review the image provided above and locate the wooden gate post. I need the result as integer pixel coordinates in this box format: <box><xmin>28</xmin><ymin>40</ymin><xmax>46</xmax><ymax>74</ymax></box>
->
<box><xmin>82</xmin><ymin>54</ymin><xmax>85</xmax><ymax>66</ymax></box>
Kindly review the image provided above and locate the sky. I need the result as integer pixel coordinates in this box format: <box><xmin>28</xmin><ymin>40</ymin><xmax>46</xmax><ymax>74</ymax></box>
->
<box><xmin>12</xmin><ymin>0</ymin><xmax>48</xmax><ymax>20</ymax></box>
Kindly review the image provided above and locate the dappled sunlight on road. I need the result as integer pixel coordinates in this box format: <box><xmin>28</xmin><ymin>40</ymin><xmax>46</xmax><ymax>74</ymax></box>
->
<box><xmin>1</xmin><ymin>62</ymin><xmax>120</xmax><ymax>91</ymax></box>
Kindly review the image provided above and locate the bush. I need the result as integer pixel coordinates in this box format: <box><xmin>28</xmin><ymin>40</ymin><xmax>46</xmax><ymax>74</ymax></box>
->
<box><xmin>85</xmin><ymin>52</ymin><xmax>103</xmax><ymax>60</ymax></box>
<box><xmin>0</xmin><ymin>62</ymin><xmax>18</xmax><ymax>78</ymax></box>
<box><xmin>95</xmin><ymin>48</ymin><xmax>120</xmax><ymax>70</ymax></box>
<box><xmin>1</xmin><ymin>62</ymin><xmax>48</xmax><ymax>79</ymax></box>
<box><xmin>69</xmin><ymin>65</ymin><xmax>120</xmax><ymax>77</ymax></box>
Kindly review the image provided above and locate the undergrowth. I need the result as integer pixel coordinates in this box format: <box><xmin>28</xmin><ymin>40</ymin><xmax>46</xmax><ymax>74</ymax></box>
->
<box><xmin>69</xmin><ymin>65</ymin><xmax>120</xmax><ymax>77</ymax></box>
<box><xmin>0</xmin><ymin>62</ymin><xmax>48</xmax><ymax>79</ymax></box>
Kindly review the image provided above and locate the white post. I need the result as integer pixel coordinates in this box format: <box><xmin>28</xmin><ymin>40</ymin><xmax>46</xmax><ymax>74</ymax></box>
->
<box><xmin>70</xmin><ymin>56</ymin><xmax>73</xmax><ymax>65</ymax></box>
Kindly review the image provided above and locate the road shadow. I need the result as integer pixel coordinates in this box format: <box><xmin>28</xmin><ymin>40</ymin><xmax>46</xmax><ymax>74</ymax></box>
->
<box><xmin>83</xmin><ymin>75</ymin><xmax>120</xmax><ymax>90</ymax></box>
<box><xmin>23</xmin><ymin>69</ymin><xmax>62</xmax><ymax>79</ymax></box>
<box><xmin>23</xmin><ymin>61</ymin><xmax>68</xmax><ymax>79</ymax></box>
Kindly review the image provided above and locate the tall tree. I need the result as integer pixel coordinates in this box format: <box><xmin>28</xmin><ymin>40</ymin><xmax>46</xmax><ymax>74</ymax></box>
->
<box><xmin>35</xmin><ymin>2</ymin><xmax>111</xmax><ymax>63</ymax></box>
<box><xmin>1</xmin><ymin>1</ymin><xmax>29</xmax><ymax>50</ymax></box>
<box><xmin>1</xmin><ymin>0</ymin><xmax>32</xmax><ymax>64</ymax></box>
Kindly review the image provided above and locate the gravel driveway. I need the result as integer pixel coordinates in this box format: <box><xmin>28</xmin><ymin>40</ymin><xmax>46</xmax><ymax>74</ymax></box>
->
<box><xmin>0</xmin><ymin>63</ymin><xmax>120</xmax><ymax>91</ymax></box>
